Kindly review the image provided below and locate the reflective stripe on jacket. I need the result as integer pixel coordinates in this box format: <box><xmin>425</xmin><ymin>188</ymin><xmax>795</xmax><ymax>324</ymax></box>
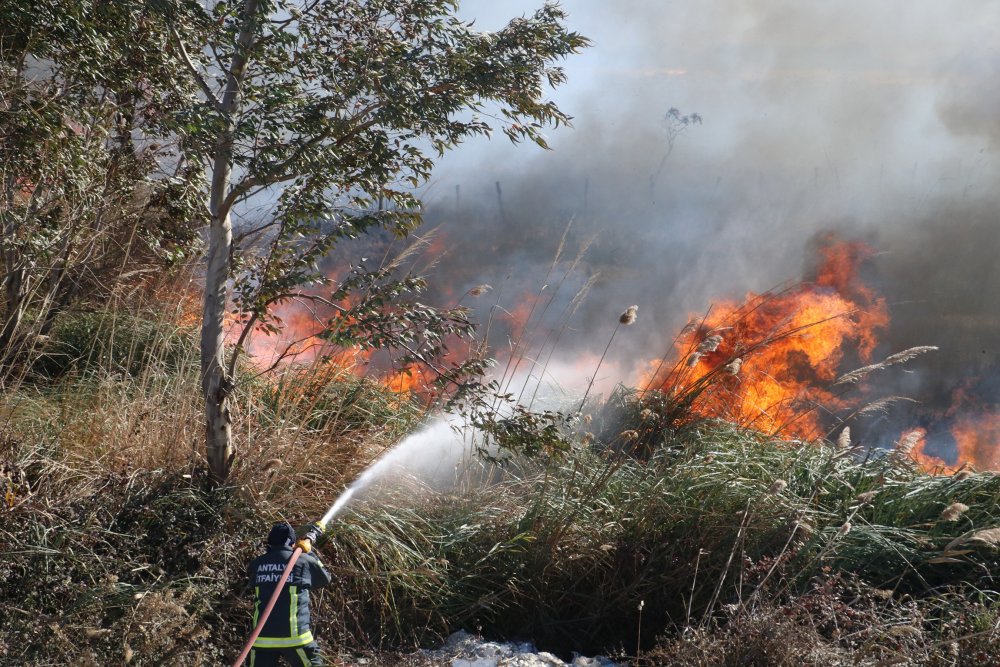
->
<box><xmin>248</xmin><ymin>546</ymin><xmax>332</xmax><ymax>648</ymax></box>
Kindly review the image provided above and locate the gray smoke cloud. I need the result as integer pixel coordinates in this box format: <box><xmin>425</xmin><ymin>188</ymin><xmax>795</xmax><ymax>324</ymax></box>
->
<box><xmin>393</xmin><ymin>1</ymin><xmax>1000</xmax><ymax>454</ymax></box>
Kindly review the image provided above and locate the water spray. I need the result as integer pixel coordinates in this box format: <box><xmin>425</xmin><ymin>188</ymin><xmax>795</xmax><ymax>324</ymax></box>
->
<box><xmin>231</xmin><ymin>419</ymin><xmax>470</xmax><ymax>666</ymax></box>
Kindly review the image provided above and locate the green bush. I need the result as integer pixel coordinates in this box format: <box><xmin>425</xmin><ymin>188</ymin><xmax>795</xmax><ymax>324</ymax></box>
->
<box><xmin>321</xmin><ymin>421</ymin><xmax>1000</xmax><ymax>656</ymax></box>
<box><xmin>31</xmin><ymin>310</ymin><xmax>195</xmax><ymax>380</ymax></box>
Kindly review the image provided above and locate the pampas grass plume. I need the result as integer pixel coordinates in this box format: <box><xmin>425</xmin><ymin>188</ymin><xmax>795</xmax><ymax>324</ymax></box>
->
<box><xmin>468</xmin><ymin>284</ymin><xmax>491</xmax><ymax>297</ymax></box>
<box><xmin>697</xmin><ymin>334</ymin><xmax>723</xmax><ymax>353</ymax></box>
<box><xmin>940</xmin><ymin>502</ymin><xmax>970</xmax><ymax>522</ymax></box>
<box><xmin>837</xmin><ymin>427</ymin><xmax>851</xmax><ymax>450</ymax></box>
<box><xmin>263</xmin><ymin>458</ymin><xmax>283</xmax><ymax>476</ymax></box>
<box><xmin>856</xmin><ymin>490</ymin><xmax>877</xmax><ymax>504</ymax></box>
<box><xmin>888</xmin><ymin>625</ymin><xmax>922</xmax><ymax>638</ymax></box>
<box><xmin>947</xmin><ymin>527</ymin><xmax>1000</xmax><ymax>551</ymax></box>
<box><xmin>896</xmin><ymin>431</ymin><xmax>921</xmax><ymax>456</ymax></box>
<box><xmin>620</xmin><ymin>305</ymin><xmax>638</xmax><ymax>325</ymax></box>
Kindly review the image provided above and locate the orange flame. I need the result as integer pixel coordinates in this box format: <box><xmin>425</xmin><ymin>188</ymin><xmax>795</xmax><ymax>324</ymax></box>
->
<box><xmin>899</xmin><ymin>427</ymin><xmax>956</xmax><ymax>473</ymax></box>
<box><xmin>814</xmin><ymin>241</ymin><xmax>886</xmax><ymax>359</ymax></box>
<box><xmin>228</xmin><ymin>300</ymin><xmax>333</xmax><ymax>366</ymax></box>
<box><xmin>504</xmin><ymin>291</ymin><xmax>542</xmax><ymax>341</ymax></box>
<box><xmin>214</xmin><ymin>292</ymin><xmax>433</xmax><ymax>394</ymax></box>
<box><xmin>950</xmin><ymin>413</ymin><xmax>1000</xmax><ymax>471</ymax></box>
<box><xmin>637</xmin><ymin>230</ymin><xmax>1000</xmax><ymax>473</ymax></box>
<box><xmin>381</xmin><ymin>365</ymin><xmax>430</xmax><ymax>393</ymax></box>
<box><xmin>904</xmin><ymin>380</ymin><xmax>1000</xmax><ymax>474</ymax></box>
<box><xmin>643</xmin><ymin>238</ymin><xmax>888</xmax><ymax>437</ymax></box>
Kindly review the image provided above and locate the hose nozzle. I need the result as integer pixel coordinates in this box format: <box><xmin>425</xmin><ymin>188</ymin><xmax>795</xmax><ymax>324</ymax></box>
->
<box><xmin>295</xmin><ymin>521</ymin><xmax>326</xmax><ymax>553</ymax></box>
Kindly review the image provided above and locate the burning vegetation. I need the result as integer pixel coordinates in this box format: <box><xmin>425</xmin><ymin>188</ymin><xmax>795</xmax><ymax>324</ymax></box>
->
<box><xmin>192</xmin><ymin>229</ymin><xmax>1000</xmax><ymax>477</ymax></box>
<box><xmin>604</xmin><ymin>235</ymin><xmax>999</xmax><ymax>476</ymax></box>
<box><xmin>640</xmin><ymin>238</ymin><xmax>888</xmax><ymax>439</ymax></box>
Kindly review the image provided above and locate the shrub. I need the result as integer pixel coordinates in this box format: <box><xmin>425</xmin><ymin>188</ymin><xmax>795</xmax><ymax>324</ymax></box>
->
<box><xmin>31</xmin><ymin>310</ymin><xmax>195</xmax><ymax>380</ymax></box>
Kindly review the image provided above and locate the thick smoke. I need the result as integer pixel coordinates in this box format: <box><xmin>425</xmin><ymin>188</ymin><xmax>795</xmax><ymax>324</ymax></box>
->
<box><xmin>385</xmin><ymin>2</ymin><xmax>998</xmax><ymax>456</ymax></box>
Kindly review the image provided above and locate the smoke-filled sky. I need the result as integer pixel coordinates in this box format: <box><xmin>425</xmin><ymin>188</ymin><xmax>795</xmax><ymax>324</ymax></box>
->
<box><xmin>405</xmin><ymin>0</ymin><xmax>999</xmax><ymax>423</ymax></box>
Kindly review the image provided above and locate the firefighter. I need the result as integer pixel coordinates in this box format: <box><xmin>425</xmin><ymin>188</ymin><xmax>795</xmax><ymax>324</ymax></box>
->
<box><xmin>247</xmin><ymin>521</ymin><xmax>332</xmax><ymax>666</ymax></box>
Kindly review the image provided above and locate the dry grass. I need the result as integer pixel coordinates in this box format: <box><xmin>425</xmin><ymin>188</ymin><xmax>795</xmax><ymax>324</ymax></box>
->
<box><xmin>0</xmin><ymin>307</ymin><xmax>431</xmax><ymax>664</ymax></box>
<box><xmin>7</xmin><ymin>365</ymin><xmax>1000</xmax><ymax>664</ymax></box>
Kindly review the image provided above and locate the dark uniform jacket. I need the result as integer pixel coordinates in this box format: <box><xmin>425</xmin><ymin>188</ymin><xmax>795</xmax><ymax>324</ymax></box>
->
<box><xmin>248</xmin><ymin>546</ymin><xmax>332</xmax><ymax>649</ymax></box>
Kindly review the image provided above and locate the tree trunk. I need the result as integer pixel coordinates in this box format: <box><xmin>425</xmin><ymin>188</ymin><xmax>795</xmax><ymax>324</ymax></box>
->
<box><xmin>0</xmin><ymin>266</ymin><xmax>26</xmax><ymax>358</ymax></box>
<box><xmin>202</xmin><ymin>118</ymin><xmax>238</xmax><ymax>481</ymax></box>
<box><xmin>201</xmin><ymin>205</ymin><xmax>234</xmax><ymax>482</ymax></box>
<box><xmin>200</xmin><ymin>0</ymin><xmax>261</xmax><ymax>482</ymax></box>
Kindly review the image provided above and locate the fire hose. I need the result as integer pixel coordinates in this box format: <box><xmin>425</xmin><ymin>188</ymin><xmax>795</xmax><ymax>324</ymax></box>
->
<box><xmin>230</xmin><ymin>517</ymin><xmax>329</xmax><ymax>667</ymax></box>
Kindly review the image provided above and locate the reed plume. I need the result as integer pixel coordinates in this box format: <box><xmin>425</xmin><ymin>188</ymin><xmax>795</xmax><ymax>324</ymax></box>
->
<box><xmin>697</xmin><ymin>334</ymin><xmax>723</xmax><ymax>353</ymax></box>
<box><xmin>895</xmin><ymin>431</ymin><xmax>921</xmax><ymax>457</ymax></box>
<box><xmin>836</xmin><ymin>427</ymin><xmax>851</xmax><ymax>450</ymax></box>
<box><xmin>857</xmin><ymin>396</ymin><xmax>915</xmax><ymax>417</ymax></box>
<box><xmin>619</xmin><ymin>305</ymin><xmax>639</xmax><ymax>325</ymax></box>
<box><xmin>578</xmin><ymin>303</ymin><xmax>638</xmax><ymax>411</ymax></box>
<box><xmin>855</xmin><ymin>490</ymin><xmax>877</xmax><ymax>504</ymax></box>
<box><xmin>946</xmin><ymin>527</ymin><xmax>1000</xmax><ymax>551</ymax></box>
<box><xmin>468</xmin><ymin>284</ymin><xmax>491</xmax><ymax>297</ymax></box>
<box><xmin>940</xmin><ymin>502</ymin><xmax>969</xmax><ymax>522</ymax></box>
<box><xmin>263</xmin><ymin>458</ymin><xmax>283</xmax><ymax>476</ymax></box>
<box><xmin>835</xmin><ymin>346</ymin><xmax>939</xmax><ymax>385</ymax></box>
<box><xmin>768</xmin><ymin>479</ymin><xmax>788</xmax><ymax>494</ymax></box>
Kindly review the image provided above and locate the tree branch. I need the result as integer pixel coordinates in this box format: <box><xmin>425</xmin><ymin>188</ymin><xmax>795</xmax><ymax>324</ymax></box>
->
<box><xmin>226</xmin><ymin>310</ymin><xmax>259</xmax><ymax>379</ymax></box>
<box><xmin>232</xmin><ymin>218</ymin><xmax>282</xmax><ymax>245</ymax></box>
<box><xmin>170</xmin><ymin>26</ymin><xmax>223</xmax><ymax>113</ymax></box>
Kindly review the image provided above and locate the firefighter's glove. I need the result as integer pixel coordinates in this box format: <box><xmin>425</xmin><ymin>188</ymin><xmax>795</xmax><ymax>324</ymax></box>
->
<box><xmin>296</xmin><ymin>523</ymin><xmax>324</xmax><ymax>554</ymax></box>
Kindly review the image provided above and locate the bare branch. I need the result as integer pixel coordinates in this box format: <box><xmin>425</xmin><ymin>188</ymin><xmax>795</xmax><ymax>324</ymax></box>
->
<box><xmin>226</xmin><ymin>311</ymin><xmax>259</xmax><ymax>379</ymax></box>
<box><xmin>170</xmin><ymin>26</ymin><xmax>223</xmax><ymax>113</ymax></box>
<box><xmin>232</xmin><ymin>219</ymin><xmax>282</xmax><ymax>246</ymax></box>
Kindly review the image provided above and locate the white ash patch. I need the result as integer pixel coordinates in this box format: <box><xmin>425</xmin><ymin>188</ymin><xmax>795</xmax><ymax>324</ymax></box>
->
<box><xmin>418</xmin><ymin>631</ymin><xmax>620</xmax><ymax>667</ymax></box>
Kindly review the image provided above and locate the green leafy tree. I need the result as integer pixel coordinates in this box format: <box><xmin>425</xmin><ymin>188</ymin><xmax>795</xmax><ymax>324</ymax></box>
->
<box><xmin>0</xmin><ymin>1</ymin><xmax>202</xmax><ymax>377</ymax></box>
<box><xmin>166</xmin><ymin>0</ymin><xmax>588</xmax><ymax>480</ymax></box>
